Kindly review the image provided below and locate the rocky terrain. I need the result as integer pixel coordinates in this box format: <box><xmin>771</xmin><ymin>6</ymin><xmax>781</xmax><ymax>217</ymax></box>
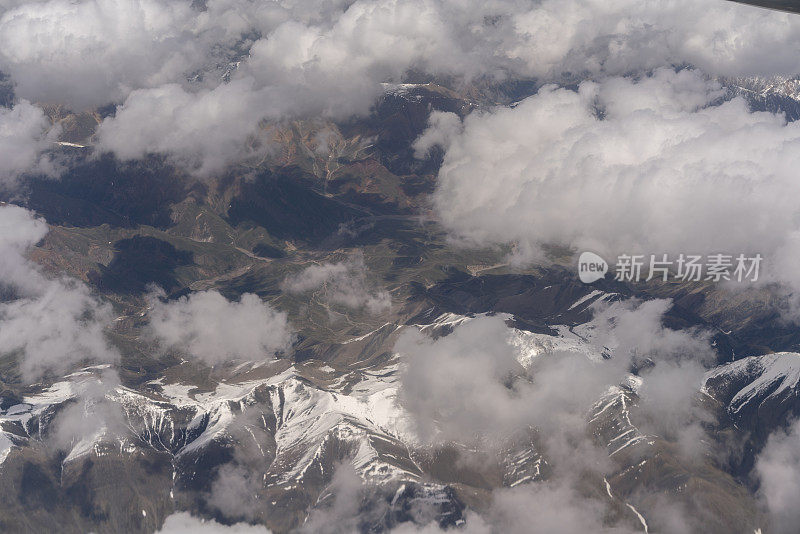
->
<box><xmin>0</xmin><ymin>77</ymin><xmax>799</xmax><ymax>534</ymax></box>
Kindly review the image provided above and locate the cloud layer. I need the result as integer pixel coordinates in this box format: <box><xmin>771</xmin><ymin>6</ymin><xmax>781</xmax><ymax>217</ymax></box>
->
<box><xmin>391</xmin><ymin>299</ymin><xmax>714</xmax><ymax>532</ymax></box>
<box><xmin>756</xmin><ymin>418</ymin><xmax>800</xmax><ymax>534</ymax></box>
<box><xmin>282</xmin><ymin>253</ymin><xmax>391</xmax><ymax>313</ymax></box>
<box><xmin>0</xmin><ymin>205</ymin><xmax>119</xmax><ymax>382</ymax></box>
<box><xmin>0</xmin><ymin>100</ymin><xmax>57</xmax><ymax>188</ymax></box>
<box><xmin>146</xmin><ymin>290</ymin><xmax>293</xmax><ymax>365</ymax></box>
<box><xmin>426</xmin><ymin>68</ymin><xmax>800</xmax><ymax>291</ymax></box>
<box><xmin>156</xmin><ymin>512</ymin><xmax>270</xmax><ymax>533</ymax></box>
<box><xmin>5</xmin><ymin>0</ymin><xmax>800</xmax><ymax>173</ymax></box>
<box><xmin>396</xmin><ymin>298</ymin><xmax>711</xmax><ymax>448</ymax></box>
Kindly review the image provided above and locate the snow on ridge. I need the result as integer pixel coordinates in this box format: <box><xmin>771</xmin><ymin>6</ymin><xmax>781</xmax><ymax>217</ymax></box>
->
<box><xmin>342</xmin><ymin>323</ymin><xmax>394</xmax><ymax>344</ymax></box>
<box><xmin>415</xmin><ymin>311</ymin><xmax>606</xmax><ymax>369</ymax></box>
<box><xmin>414</xmin><ymin>312</ymin><xmax>473</xmax><ymax>333</ymax></box>
<box><xmin>703</xmin><ymin>352</ymin><xmax>800</xmax><ymax>414</ymax></box>
<box><xmin>510</xmin><ymin>324</ymin><xmax>606</xmax><ymax>368</ymax></box>
<box><xmin>567</xmin><ymin>289</ymin><xmax>605</xmax><ymax>311</ymax></box>
<box><xmin>120</xmin><ymin>364</ymin><xmax>416</xmax><ymax>482</ymax></box>
<box><xmin>270</xmin><ymin>368</ymin><xmax>418</xmax><ymax>484</ymax></box>
<box><xmin>589</xmin><ymin>377</ymin><xmax>653</xmax><ymax>458</ymax></box>
<box><xmin>724</xmin><ymin>75</ymin><xmax>800</xmax><ymax>101</ymax></box>
<box><xmin>380</xmin><ymin>82</ymin><xmax>429</xmax><ymax>99</ymax></box>
<box><xmin>0</xmin><ymin>373</ymin><xmax>110</xmax><ymax>465</ymax></box>
<box><xmin>117</xmin><ymin>374</ymin><xmax>290</xmax><ymax>456</ymax></box>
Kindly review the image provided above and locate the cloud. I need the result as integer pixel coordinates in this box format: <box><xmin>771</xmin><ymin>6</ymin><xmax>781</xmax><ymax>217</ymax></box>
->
<box><xmin>412</xmin><ymin>111</ymin><xmax>462</xmax><ymax>159</ymax></box>
<box><xmin>396</xmin><ymin>298</ymin><xmax>711</xmax><ymax>448</ymax></box>
<box><xmin>755</xmin><ymin>418</ymin><xmax>800</xmax><ymax>534</ymax></box>
<box><xmin>389</xmin><ymin>471</ymin><xmax>643</xmax><ymax>534</ymax></box>
<box><xmin>205</xmin><ymin>408</ymin><xmax>272</xmax><ymax>522</ymax></box>
<box><xmin>393</xmin><ymin>298</ymin><xmax>714</xmax><ymax>532</ymax></box>
<box><xmin>581</xmin><ymin>298</ymin><xmax>715</xmax><ymax>458</ymax></box>
<box><xmin>95</xmin><ymin>80</ymin><xmax>271</xmax><ymax>176</ymax></box>
<box><xmin>145</xmin><ymin>289</ymin><xmax>293</xmax><ymax>365</ymax></box>
<box><xmin>427</xmin><ymin>67</ymin><xmax>800</xmax><ymax>292</ymax></box>
<box><xmin>588</xmin><ymin>298</ymin><xmax>714</xmax><ymax>365</ymax></box>
<box><xmin>156</xmin><ymin>512</ymin><xmax>270</xmax><ymax>534</ymax></box>
<box><xmin>0</xmin><ymin>278</ymin><xmax>119</xmax><ymax>382</ymax></box>
<box><xmin>25</xmin><ymin>0</ymin><xmax>796</xmax><ymax>172</ymax></box>
<box><xmin>0</xmin><ymin>205</ymin><xmax>119</xmax><ymax>383</ymax></box>
<box><xmin>390</xmin><ymin>481</ymin><xmax>643</xmax><ymax>534</ymax></box>
<box><xmin>480</xmin><ymin>481</ymin><xmax>637</xmax><ymax>534</ymax></box>
<box><xmin>6</xmin><ymin>0</ymin><xmax>800</xmax><ymax>112</ymax></box>
<box><xmin>299</xmin><ymin>463</ymin><xmax>364</xmax><ymax>534</ymax></box>
<box><xmin>500</xmin><ymin>0</ymin><xmax>800</xmax><ymax>80</ymax></box>
<box><xmin>282</xmin><ymin>252</ymin><xmax>391</xmax><ymax>313</ymax></box>
<box><xmin>397</xmin><ymin>315</ymin><xmax>552</xmax><ymax>444</ymax></box>
<box><xmin>49</xmin><ymin>370</ymin><xmax>126</xmax><ymax>454</ymax></box>
<box><xmin>0</xmin><ymin>0</ymin><xmax>204</xmax><ymax>110</ymax></box>
<box><xmin>207</xmin><ymin>464</ymin><xmax>263</xmax><ymax>522</ymax></box>
<box><xmin>0</xmin><ymin>100</ymin><xmax>58</xmax><ymax>188</ymax></box>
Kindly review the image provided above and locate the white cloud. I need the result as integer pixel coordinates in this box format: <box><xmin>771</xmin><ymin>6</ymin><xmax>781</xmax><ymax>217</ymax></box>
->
<box><xmin>427</xmin><ymin>68</ymin><xmax>800</xmax><ymax>291</ymax></box>
<box><xmin>0</xmin><ymin>100</ymin><xmax>58</xmax><ymax>188</ymax></box>
<box><xmin>95</xmin><ymin>80</ymin><xmax>270</xmax><ymax>175</ymax></box>
<box><xmin>282</xmin><ymin>252</ymin><xmax>391</xmax><ymax>313</ymax></box>
<box><xmin>589</xmin><ymin>298</ymin><xmax>713</xmax><ymax>365</ymax></box>
<box><xmin>206</xmin><ymin>464</ymin><xmax>263</xmax><ymax>522</ymax></box>
<box><xmin>49</xmin><ymin>370</ymin><xmax>126</xmax><ymax>454</ymax></box>
<box><xmin>479</xmin><ymin>481</ymin><xmax>636</xmax><ymax>534</ymax></box>
<box><xmin>48</xmin><ymin>0</ymin><xmax>800</xmax><ymax>172</ymax></box>
<box><xmin>146</xmin><ymin>290</ymin><xmax>292</xmax><ymax>365</ymax></box>
<box><xmin>755</xmin><ymin>418</ymin><xmax>800</xmax><ymax>534</ymax></box>
<box><xmin>205</xmin><ymin>409</ymin><xmax>272</xmax><ymax>522</ymax></box>
<box><xmin>504</xmin><ymin>0</ymin><xmax>800</xmax><ymax>80</ymax></box>
<box><xmin>393</xmin><ymin>299</ymin><xmax>713</xmax><ymax>532</ymax></box>
<box><xmin>412</xmin><ymin>111</ymin><xmax>462</xmax><ymax>158</ymax></box>
<box><xmin>0</xmin><ymin>0</ymin><xmax>203</xmax><ymax>110</ymax></box>
<box><xmin>299</xmin><ymin>463</ymin><xmax>365</xmax><ymax>534</ymax></box>
<box><xmin>0</xmin><ymin>205</ymin><xmax>119</xmax><ymax>382</ymax></box>
<box><xmin>11</xmin><ymin>0</ymin><xmax>800</xmax><ymax>108</ymax></box>
<box><xmin>156</xmin><ymin>512</ymin><xmax>270</xmax><ymax>534</ymax></box>
<box><xmin>397</xmin><ymin>297</ymin><xmax>710</xmax><ymax>446</ymax></box>
<box><xmin>0</xmin><ymin>279</ymin><xmax>119</xmax><ymax>381</ymax></box>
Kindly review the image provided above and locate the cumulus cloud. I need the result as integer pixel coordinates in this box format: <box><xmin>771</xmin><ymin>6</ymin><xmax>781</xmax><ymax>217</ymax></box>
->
<box><xmin>479</xmin><ymin>481</ymin><xmax>637</xmax><ymax>534</ymax></box>
<box><xmin>95</xmin><ymin>80</ymin><xmax>270</xmax><ymax>175</ymax></box>
<box><xmin>0</xmin><ymin>279</ymin><xmax>119</xmax><ymax>382</ymax></box>
<box><xmin>7</xmin><ymin>0</ymin><xmax>800</xmax><ymax>109</ymax></box>
<box><xmin>397</xmin><ymin>298</ymin><xmax>711</xmax><ymax>448</ymax></box>
<box><xmin>282</xmin><ymin>253</ymin><xmax>391</xmax><ymax>313</ymax></box>
<box><xmin>0</xmin><ymin>0</ymin><xmax>204</xmax><ymax>110</ymax></box>
<box><xmin>588</xmin><ymin>298</ymin><xmax>714</xmax><ymax>365</ymax></box>
<box><xmin>390</xmin><ymin>480</ymin><xmax>642</xmax><ymax>534</ymax></box>
<box><xmin>0</xmin><ymin>100</ymin><xmax>58</xmax><ymax>188</ymax></box>
<box><xmin>205</xmin><ymin>408</ymin><xmax>272</xmax><ymax>522</ymax></box>
<box><xmin>0</xmin><ymin>205</ymin><xmax>119</xmax><ymax>382</ymax></box>
<box><xmin>299</xmin><ymin>463</ymin><xmax>364</xmax><ymax>534</ymax></box>
<box><xmin>428</xmin><ymin>67</ymin><xmax>800</xmax><ymax>292</ymax></box>
<box><xmin>207</xmin><ymin>463</ymin><xmax>263</xmax><ymax>522</ymax></box>
<box><xmin>14</xmin><ymin>0</ymin><xmax>793</xmax><ymax>172</ymax></box>
<box><xmin>145</xmin><ymin>289</ymin><xmax>293</xmax><ymax>365</ymax></box>
<box><xmin>755</xmin><ymin>418</ymin><xmax>800</xmax><ymax>534</ymax></box>
<box><xmin>49</xmin><ymin>370</ymin><xmax>126</xmax><ymax>454</ymax></box>
<box><xmin>0</xmin><ymin>202</ymin><xmax>49</xmax><ymax>289</ymax></box>
<box><xmin>156</xmin><ymin>512</ymin><xmax>270</xmax><ymax>534</ymax></box>
<box><xmin>393</xmin><ymin>298</ymin><xmax>714</xmax><ymax>532</ymax></box>
<box><xmin>582</xmin><ymin>298</ymin><xmax>715</xmax><ymax>457</ymax></box>
<box><xmin>501</xmin><ymin>0</ymin><xmax>800</xmax><ymax>80</ymax></box>
<box><xmin>412</xmin><ymin>111</ymin><xmax>462</xmax><ymax>158</ymax></box>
